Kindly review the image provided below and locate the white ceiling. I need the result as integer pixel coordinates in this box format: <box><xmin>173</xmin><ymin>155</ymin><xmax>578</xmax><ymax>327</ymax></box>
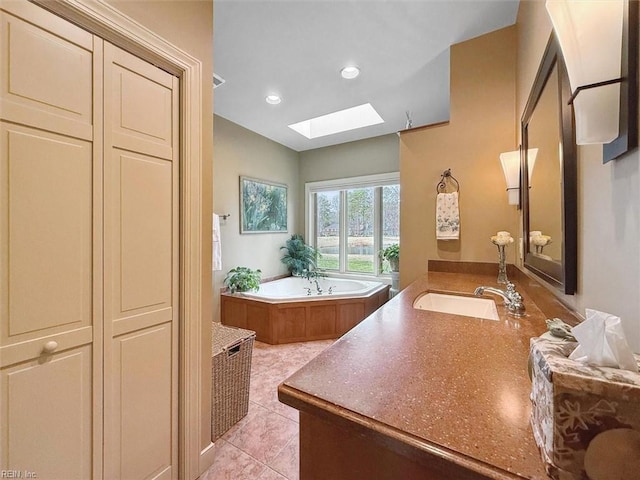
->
<box><xmin>213</xmin><ymin>0</ymin><xmax>520</xmax><ymax>152</ymax></box>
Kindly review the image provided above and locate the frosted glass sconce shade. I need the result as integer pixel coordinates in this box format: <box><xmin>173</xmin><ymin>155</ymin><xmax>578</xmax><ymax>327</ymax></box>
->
<box><xmin>500</xmin><ymin>150</ymin><xmax>520</xmax><ymax>205</ymax></box>
<box><xmin>500</xmin><ymin>149</ymin><xmax>538</xmax><ymax>206</ymax></box>
<box><xmin>545</xmin><ymin>0</ymin><xmax>624</xmax><ymax>145</ymax></box>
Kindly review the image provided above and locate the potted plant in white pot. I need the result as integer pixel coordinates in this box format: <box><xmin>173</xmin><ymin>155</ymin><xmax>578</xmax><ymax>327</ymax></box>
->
<box><xmin>380</xmin><ymin>244</ymin><xmax>400</xmax><ymax>272</ymax></box>
<box><xmin>379</xmin><ymin>244</ymin><xmax>400</xmax><ymax>297</ymax></box>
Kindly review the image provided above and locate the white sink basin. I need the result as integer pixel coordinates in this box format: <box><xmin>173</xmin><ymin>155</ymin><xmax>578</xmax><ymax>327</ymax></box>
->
<box><xmin>413</xmin><ymin>292</ymin><xmax>500</xmax><ymax>321</ymax></box>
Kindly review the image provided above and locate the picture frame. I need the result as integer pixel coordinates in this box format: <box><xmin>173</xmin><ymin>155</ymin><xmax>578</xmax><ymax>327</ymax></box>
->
<box><xmin>240</xmin><ymin>176</ymin><xmax>288</xmax><ymax>234</ymax></box>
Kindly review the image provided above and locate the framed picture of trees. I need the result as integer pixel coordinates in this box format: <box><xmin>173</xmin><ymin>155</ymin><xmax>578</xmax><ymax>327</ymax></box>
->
<box><xmin>240</xmin><ymin>176</ymin><xmax>288</xmax><ymax>234</ymax></box>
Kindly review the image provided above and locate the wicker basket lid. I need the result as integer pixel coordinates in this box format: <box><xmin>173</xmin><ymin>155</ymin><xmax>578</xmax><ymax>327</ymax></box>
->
<box><xmin>212</xmin><ymin>323</ymin><xmax>256</xmax><ymax>355</ymax></box>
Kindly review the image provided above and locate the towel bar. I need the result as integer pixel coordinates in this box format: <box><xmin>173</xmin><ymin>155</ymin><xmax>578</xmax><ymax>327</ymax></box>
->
<box><xmin>436</xmin><ymin>169</ymin><xmax>459</xmax><ymax>194</ymax></box>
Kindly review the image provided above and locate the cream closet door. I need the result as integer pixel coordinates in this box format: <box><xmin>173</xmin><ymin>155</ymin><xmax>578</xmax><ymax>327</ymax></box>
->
<box><xmin>1</xmin><ymin>2</ymin><xmax>179</xmax><ymax>479</ymax></box>
<box><xmin>0</xmin><ymin>2</ymin><xmax>100</xmax><ymax>479</ymax></box>
<box><xmin>102</xmin><ymin>43</ymin><xmax>179</xmax><ymax>480</ymax></box>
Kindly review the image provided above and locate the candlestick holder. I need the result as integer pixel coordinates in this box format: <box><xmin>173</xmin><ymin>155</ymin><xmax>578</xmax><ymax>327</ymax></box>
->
<box><xmin>491</xmin><ymin>235</ymin><xmax>512</xmax><ymax>285</ymax></box>
<box><xmin>496</xmin><ymin>243</ymin><xmax>508</xmax><ymax>284</ymax></box>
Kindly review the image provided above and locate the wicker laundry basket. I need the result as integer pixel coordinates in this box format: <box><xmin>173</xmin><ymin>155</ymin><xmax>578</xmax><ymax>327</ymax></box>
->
<box><xmin>211</xmin><ymin>322</ymin><xmax>255</xmax><ymax>442</ymax></box>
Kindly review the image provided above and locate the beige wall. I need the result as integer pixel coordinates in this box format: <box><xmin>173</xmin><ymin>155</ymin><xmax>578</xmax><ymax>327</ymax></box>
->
<box><xmin>516</xmin><ymin>2</ymin><xmax>640</xmax><ymax>352</ymax></box>
<box><xmin>298</xmin><ymin>134</ymin><xmax>399</xmax><ymax>228</ymax></box>
<box><xmin>103</xmin><ymin>0</ymin><xmax>214</xmax><ymax>456</ymax></box>
<box><xmin>399</xmin><ymin>26</ymin><xmax>518</xmax><ymax>288</ymax></box>
<box><xmin>213</xmin><ymin>115</ymin><xmax>300</xmax><ymax>322</ymax></box>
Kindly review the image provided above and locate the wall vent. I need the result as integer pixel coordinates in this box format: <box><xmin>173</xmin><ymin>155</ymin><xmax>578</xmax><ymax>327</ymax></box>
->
<box><xmin>213</xmin><ymin>73</ymin><xmax>226</xmax><ymax>89</ymax></box>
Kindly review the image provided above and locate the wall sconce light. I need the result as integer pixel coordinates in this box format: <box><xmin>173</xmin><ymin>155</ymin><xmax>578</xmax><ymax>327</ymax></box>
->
<box><xmin>545</xmin><ymin>0</ymin><xmax>638</xmax><ymax>162</ymax></box>
<box><xmin>500</xmin><ymin>148</ymin><xmax>538</xmax><ymax>206</ymax></box>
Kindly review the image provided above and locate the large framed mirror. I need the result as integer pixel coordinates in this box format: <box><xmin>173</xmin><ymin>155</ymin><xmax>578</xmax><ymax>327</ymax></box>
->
<box><xmin>521</xmin><ymin>33</ymin><xmax>577</xmax><ymax>294</ymax></box>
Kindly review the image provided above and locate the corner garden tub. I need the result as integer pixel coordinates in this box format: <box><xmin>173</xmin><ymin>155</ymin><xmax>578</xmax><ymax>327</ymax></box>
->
<box><xmin>221</xmin><ymin>276</ymin><xmax>390</xmax><ymax>344</ymax></box>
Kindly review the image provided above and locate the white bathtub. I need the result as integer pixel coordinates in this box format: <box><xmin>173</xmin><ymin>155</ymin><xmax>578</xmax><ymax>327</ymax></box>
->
<box><xmin>241</xmin><ymin>276</ymin><xmax>387</xmax><ymax>303</ymax></box>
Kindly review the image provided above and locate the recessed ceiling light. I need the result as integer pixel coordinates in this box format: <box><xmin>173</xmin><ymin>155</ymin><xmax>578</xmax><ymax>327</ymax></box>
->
<box><xmin>340</xmin><ymin>66</ymin><xmax>360</xmax><ymax>79</ymax></box>
<box><xmin>288</xmin><ymin>103</ymin><xmax>384</xmax><ymax>139</ymax></box>
<box><xmin>265</xmin><ymin>94</ymin><xmax>281</xmax><ymax>105</ymax></box>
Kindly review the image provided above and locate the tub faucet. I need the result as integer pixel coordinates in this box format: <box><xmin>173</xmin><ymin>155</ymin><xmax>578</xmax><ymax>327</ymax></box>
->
<box><xmin>310</xmin><ymin>277</ymin><xmax>323</xmax><ymax>295</ymax></box>
<box><xmin>474</xmin><ymin>282</ymin><xmax>526</xmax><ymax>317</ymax></box>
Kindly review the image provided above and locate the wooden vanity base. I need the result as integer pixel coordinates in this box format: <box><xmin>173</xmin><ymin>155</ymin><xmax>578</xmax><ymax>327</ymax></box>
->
<box><xmin>299</xmin><ymin>412</ymin><xmax>488</xmax><ymax>480</ymax></box>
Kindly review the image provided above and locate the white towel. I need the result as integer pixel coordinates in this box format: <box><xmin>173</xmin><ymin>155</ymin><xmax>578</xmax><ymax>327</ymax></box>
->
<box><xmin>212</xmin><ymin>214</ymin><xmax>222</xmax><ymax>271</ymax></box>
<box><xmin>436</xmin><ymin>192</ymin><xmax>460</xmax><ymax>240</ymax></box>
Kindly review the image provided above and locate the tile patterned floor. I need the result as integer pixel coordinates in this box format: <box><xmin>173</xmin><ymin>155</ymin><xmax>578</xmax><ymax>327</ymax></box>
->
<box><xmin>201</xmin><ymin>339</ymin><xmax>334</xmax><ymax>480</ymax></box>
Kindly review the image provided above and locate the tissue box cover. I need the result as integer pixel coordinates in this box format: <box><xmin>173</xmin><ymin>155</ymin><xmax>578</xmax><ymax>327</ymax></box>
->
<box><xmin>529</xmin><ymin>337</ymin><xmax>640</xmax><ymax>480</ymax></box>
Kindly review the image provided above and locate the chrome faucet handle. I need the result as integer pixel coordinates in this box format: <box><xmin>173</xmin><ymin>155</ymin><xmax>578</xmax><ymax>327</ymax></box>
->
<box><xmin>505</xmin><ymin>282</ymin><xmax>525</xmax><ymax>317</ymax></box>
<box><xmin>505</xmin><ymin>282</ymin><xmax>519</xmax><ymax>298</ymax></box>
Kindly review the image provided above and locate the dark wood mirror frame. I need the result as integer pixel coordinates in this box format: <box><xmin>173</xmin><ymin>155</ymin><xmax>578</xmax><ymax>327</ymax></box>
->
<box><xmin>604</xmin><ymin>0</ymin><xmax>638</xmax><ymax>163</ymax></box>
<box><xmin>521</xmin><ymin>33</ymin><xmax>577</xmax><ymax>295</ymax></box>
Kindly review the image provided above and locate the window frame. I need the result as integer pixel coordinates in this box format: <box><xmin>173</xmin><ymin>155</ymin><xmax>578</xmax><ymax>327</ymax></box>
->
<box><xmin>305</xmin><ymin>172</ymin><xmax>400</xmax><ymax>279</ymax></box>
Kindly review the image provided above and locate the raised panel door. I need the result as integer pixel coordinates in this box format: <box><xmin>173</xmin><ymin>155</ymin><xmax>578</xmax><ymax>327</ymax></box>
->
<box><xmin>0</xmin><ymin>3</ymin><xmax>93</xmax><ymax>140</ymax></box>
<box><xmin>0</xmin><ymin>5</ymin><xmax>183</xmax><ymax>479</ymax></box>
<box><xmin>0</xmin><ymin>124</ymin><xmax>92</xmax><ymax>342</ymax></box>
<box><xmin>103</xmin><ymin>42</ymin><xmax>178</xmax><ymax>480</ymax></box>
<box><xmin>0</xmin><ymin>3</ymin><xmax>101</xmax><ymax>477</ymax></box>
<box><xmin>0</xmin><ymin>347</ymin><xmax>92</xmax><ymax>479</ymax></box>
<box><xmin>111</xmin><ymin>325</ymin><xmax>174</xmax><ymax>480</ymax></box>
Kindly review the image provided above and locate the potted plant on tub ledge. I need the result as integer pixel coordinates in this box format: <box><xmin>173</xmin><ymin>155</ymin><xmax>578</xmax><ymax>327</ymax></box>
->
<box><xmin>224</xmin><ymin>266</ymin><xmax>262</xmax><ymax>294</ymax></box>
<box><xmin>379</xmin><ymin>244</ymin><xmax>400</xmax><ymax>297</ymax></box>
<box><xmin>280</xmin><ymin>234</ymin><xmax>318</xmax><ymax>277</ymax></box>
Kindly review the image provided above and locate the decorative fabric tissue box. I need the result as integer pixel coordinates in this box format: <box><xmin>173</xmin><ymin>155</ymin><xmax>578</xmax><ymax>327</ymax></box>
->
<box><xmin>529</xmin><ymin>337</ymin><xmax>640</xmax><ymax>480</ymax></box>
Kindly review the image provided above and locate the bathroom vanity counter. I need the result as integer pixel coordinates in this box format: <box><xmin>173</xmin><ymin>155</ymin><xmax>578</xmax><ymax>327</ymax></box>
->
<box><xmin>278</xmin><ymin>271</ymin><xmax>576</xmax><ymax>479</ymax></box>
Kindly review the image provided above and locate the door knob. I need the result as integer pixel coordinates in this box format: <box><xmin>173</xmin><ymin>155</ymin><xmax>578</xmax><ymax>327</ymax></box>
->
<box><xmin>43</xmin><ymin>340</ymin><xmax>58</xmax><ymax>354</ymax></box>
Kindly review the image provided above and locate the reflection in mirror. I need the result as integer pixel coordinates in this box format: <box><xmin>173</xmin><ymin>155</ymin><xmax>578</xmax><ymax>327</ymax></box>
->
<box><xmin>522</xmin><ymin>33</ymin><xmax>577</xmax><ymax>294</ymax></box>
<box><xmin>527</xmin><ymin>65</ymin><xmax>562</xmax><ymax>263</ymax></box>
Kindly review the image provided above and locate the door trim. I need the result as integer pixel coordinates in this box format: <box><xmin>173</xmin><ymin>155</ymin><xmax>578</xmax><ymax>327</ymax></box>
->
<box><xmin>29</xmin><ymin>1</ymin><xmax>208</xmax><ymax>478</ymax></box>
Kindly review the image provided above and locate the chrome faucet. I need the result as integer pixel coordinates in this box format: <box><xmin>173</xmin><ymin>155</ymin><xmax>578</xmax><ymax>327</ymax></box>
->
<box><xmin>310</xmin><ymin>277</ymin><xmax>323</xmax><ymax>295</ymax></box>
<box><xmin>474</xmin><ymin>282</ymin><xmax>526</xmax><ymax>317</ymax></box>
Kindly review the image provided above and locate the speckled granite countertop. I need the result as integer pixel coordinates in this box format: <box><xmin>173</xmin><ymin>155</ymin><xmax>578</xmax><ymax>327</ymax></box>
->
<box><xmin>278</xmin><ymin>271</ymin><xmax>577</xmax><ymax>479</ymax></box>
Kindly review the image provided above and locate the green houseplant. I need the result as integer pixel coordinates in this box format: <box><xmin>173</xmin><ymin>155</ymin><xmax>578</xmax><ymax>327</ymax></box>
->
<box><xmin>379</xmin><ymin>244</ymin><xmax>400</xmax><ymax>272</ymax></box>
<box><xmin>224</xmin><ymin>266</ymin><xmax>262</xmax><ymax>293</ymax></box>
<box><xmin>280</xmin><ymin>234</ymin><xmax>318</xmax><ymax>276</ymax></box>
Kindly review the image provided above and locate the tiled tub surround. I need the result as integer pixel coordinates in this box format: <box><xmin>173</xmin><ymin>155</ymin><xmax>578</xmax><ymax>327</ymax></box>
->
<box><xmin>221</xmin><ymin>282</ymin><xmax>389</xmax><ymax>344</ymax></box>
<box><xmin>278</xmin><ymin>270</ymin><xmax>581</xmax><ymax>479</ymax></box>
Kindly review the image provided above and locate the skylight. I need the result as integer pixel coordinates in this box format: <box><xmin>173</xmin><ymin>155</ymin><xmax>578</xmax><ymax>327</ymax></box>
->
<box><xmin>288</xmin><ymin>103</ymin><xmax>384</xmax><ymax>139</ymax></box>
